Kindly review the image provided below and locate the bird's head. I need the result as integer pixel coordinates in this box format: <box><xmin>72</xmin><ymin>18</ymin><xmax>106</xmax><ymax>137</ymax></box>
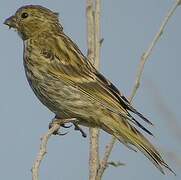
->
<box><xmin>4</xmin><ymin>5</ymin><xmax>63</xmax><ymax>40</ymax></box>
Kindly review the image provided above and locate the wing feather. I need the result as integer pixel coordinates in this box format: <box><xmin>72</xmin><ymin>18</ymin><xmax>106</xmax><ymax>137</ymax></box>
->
<box><xmin>48</xmin><ymin>33</ymin><xmax>153</xmax><ymax>134</ymax></box>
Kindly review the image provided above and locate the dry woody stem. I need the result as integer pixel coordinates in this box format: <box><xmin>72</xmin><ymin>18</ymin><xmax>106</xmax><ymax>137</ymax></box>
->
<box><xmin>32</xmin><ymin>124</ymin><xmax>60</xmax><ymax>180</ymax></box>
<box><xmin>32</xmin><ymin>118</ymin><xmax>77</xmax><ymax>180</ymax></box>
<box><xmin>86</xmin><ymin>0</ymin><xmax>95</xmax><ymax>62</ymax></box>
<box><xmin>87</xmin><ymin>0</ymin><xmax>101</xmax><ymax>180</ymax></box>
<box><xmin>129</xmin><ymin>0</ymin><xmax>181</xmax><ymax>101</ymax></box>
<box><xmin>96</xmin><ymin>137</ymin><xmax>116</xmax><ymax>180</ymax></box>
<box><xmin>94</xmin><ymin>0</ymin><xmax>101</xmax><ymax>69</ymax></box>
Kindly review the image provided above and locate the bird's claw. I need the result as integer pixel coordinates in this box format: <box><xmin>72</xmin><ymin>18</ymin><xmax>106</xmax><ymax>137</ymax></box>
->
<box><xmin>54</xmin><ymin>123</ymin><xmax>72</xmax><ymax>135</ymax></box>
<box><xmin>50</xmin><ymin>125</ymin><xmax>69</xmax><ymax>135</ymax></box>
<box><xmin>74</xmin><ymin>123</ymin><xmax>87</xmax><ymax>138</ymax></box>
<box><xmin>49</xmin><ymin>118</ymin><xmax>71</xmax><ymax>136</ymax></box>
<box><xmin>49</xmin><ymin>116</ymin><xmax>86</xmax><ymax>137</ymax></box>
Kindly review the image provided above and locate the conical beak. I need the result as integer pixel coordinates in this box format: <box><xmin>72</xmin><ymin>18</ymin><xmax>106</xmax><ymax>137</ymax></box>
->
<box><xmin>4</xmin><ymin>15</ymin><xmax>17</xmax><ymax>29</ymax></box>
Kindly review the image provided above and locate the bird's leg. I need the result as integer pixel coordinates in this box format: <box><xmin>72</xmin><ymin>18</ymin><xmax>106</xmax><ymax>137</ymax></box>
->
<box><xmin>49</xmin><ymin>116</ymin><xmax>77</xmax><ymax>135</ymax></box>
<box><xmin>49</xmin><ymin>116</ymin><xmax>86</xmax><ymax>137</ymax></box>
<box><xmin>73</xmin><ymin>123</ymin><xmax>87</xmax><ymax>138</ymax></box>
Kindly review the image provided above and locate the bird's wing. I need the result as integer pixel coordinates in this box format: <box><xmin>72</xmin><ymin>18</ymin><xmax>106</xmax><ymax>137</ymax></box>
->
<box><xmin>47</xmin><ymin>33</ymin><xmax>153</xmax><ymax>134</ymax></box>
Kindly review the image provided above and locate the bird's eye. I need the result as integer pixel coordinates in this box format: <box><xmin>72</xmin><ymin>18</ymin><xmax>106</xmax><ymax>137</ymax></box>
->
<box><xmin>21</xmin><ymin>12</ymin><xmax>29</xmax><ymax>19</ymax></box>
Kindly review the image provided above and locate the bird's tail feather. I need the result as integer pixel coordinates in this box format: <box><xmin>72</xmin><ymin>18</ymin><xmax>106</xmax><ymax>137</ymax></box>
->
<box><xmin>100</xmin><ymin>115</ymin><xmax>175</xmax><ymax>175</ymax></box>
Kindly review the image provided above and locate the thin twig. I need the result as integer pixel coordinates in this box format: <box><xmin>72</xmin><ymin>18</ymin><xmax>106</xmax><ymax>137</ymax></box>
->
<box><xmin>96</xmin><ymin>137</ymin><xmax>116</xmax><ymax>180</ymax></box>
<box><xmin>86</xmin><ymin>0</ymin><xmax>95</xmax><ymax>61</ymax></box>
<box><xmin>129</xmin><ymin>0</ymin><xmax>180</xmax><ymax>101</ymax></box>
<box><xmin>87</xmin><ymin>0</ymin><xmax>101</xmax><ymax>180</ymax></box>
<box><xmin>94</xmin><ymin>0</ymin><xmax>101</xmax><ymax>68</ymax></box>
<box><xmin>89</xmin><ymin>127</ymin><xmax>100</xmax><ymax>180</ymax></box>
<box><xmin>32</xmin><ymin>118</ymin><xmax>77</xmax><ymax>180</ymax></box>
<box><xmin>97</xmin><ymin>0</ymin><xmax>180</xmax><ymax>178</ymax></box>
<box><xmin>32</xmin><ymin>124</ymin><xmax>61</xmax><ymax>180</ymax></box>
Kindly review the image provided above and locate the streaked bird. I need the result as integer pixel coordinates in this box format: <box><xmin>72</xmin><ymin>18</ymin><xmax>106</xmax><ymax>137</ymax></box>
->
<box><xmin>4</xmin><ymin>5</ymin><xmax>175</xmax><ymax>174</ymax></box>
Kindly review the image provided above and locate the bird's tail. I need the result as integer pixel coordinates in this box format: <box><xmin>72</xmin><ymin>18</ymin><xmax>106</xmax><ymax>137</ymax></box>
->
<box><xmin>100</xmin><ymin>115</ymin><xmax>175</xmax><ymax>175</ymax></box>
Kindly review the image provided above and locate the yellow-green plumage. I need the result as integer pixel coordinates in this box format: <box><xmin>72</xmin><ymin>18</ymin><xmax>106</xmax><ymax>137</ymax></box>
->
<box><xmin>4</xmin><ymin>5</ymin><xmax>175</xmax><ymax>175</ymax></box>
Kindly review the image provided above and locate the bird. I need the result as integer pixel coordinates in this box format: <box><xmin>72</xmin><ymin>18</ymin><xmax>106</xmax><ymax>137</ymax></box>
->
<box><xmin>4</xmin><ymin>5</ymin><xmax>174</xmax><ymax>174</ymax></box>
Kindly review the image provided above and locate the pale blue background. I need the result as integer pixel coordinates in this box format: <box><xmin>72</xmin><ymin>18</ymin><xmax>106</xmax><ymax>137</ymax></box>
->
<box><xmin>0</xmin><ymin>0</ymin><xmax>181</xmax><ymax>180</ymax></box>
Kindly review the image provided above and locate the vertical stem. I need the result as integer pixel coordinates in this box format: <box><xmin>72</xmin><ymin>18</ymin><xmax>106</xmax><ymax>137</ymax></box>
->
<box><xmin>94</xmin><ymin>0</ymin><xmax>101</xmax><ymax>68</ymax></box>
<box><xmin>86</xmin><ymin>0</ymin><xmax>95</xmax><ymax>61</ymax></box>
<box><xmin>87</xmin><ymin>0</ymin><xmax>101</xmax><ymax>180</ymax></box>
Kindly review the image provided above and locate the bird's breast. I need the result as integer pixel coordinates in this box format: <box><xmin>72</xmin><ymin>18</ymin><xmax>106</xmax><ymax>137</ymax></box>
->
<box><xmin>22</xmin><ymin>40</ymin><xmax>104</xmax><ymax>123</ymax></box>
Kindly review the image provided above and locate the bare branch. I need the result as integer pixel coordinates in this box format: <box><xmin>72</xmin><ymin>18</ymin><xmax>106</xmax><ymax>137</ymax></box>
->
<box><xmin>89</xmin><ymin>127</ymin><xmax>100</xmax><ymax>180</ymax></box>
<box><xmin>94</xmin><ymin>0</ymin><xmax>101</xmax><ymax>68</ymax></box>
<box><xmin>32</xmin><ymin>118</ymin><xmax>77</xmax><ymax>180</ymax></box>
<box><xmin>129</xmin><ymin>0</ymin><xmax>180</xmax><ymax>101</ymax></box>
<box><xmin>96</xmin><ymin>137</ymin><xmax>116</xmax><ymax>180</ymax></box>
<box><xmin>87</xmin><ymin>0</ymin><xmax>101</xmax><ymax>180</ymax></box>
<box><xmin>86</xmin><ymin>0</ymin><xmax>95</xmax><ymax>62</ymax></box>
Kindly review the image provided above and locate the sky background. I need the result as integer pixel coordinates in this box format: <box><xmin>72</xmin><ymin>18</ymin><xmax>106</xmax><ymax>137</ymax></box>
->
<box><xmin>0</xmin><ymin>0</ymin><xmax>181</xmax><ymax>180</ymax></box>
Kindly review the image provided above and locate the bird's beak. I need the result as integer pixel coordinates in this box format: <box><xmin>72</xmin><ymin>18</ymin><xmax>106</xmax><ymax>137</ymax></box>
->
<box><xmin>4</xmin><ymin>15</ymin><xmax>17</xmax><ymax>29</ymax></box>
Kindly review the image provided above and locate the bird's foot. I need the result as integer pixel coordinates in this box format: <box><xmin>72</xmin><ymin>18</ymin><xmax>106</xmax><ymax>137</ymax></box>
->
<box><xmin>49</xmin><ymin>117</ymin><xmax>77</xmax><ymax>136</ymax></box>
<box><xmin>49</xmin><ymin>116</ymin><xmax>87</xmax><ymax>137</ymax></box>
<box><xmin>73</xmin><ymin>123</ymin><xmax>87</xmax><ymax>138</ymax></box>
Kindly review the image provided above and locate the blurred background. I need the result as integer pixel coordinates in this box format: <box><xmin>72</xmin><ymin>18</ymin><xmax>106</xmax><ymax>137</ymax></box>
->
<box><xmin>0</xmin><ymin>0</ymin><xmax>180</xmax><ymax>179</ymax></box>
